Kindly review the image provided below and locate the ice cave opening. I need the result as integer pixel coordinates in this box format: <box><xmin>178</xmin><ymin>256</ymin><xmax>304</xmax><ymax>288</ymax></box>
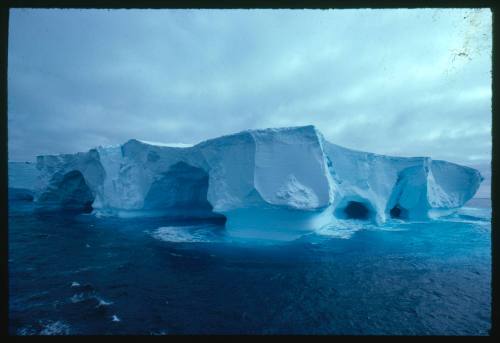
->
<box><xmin>37</xmin><ymin>170</ymin><xmax>95</xmax><ymax>212</ymax></box>
<box><xmin>143</xmin><ymin>162</ymin><xmax>226</xmax><ymax>222</ymax></box>
<box><xmin>334</xmin><ymin>200</ymin><xmax>373</xmax><ymax>221</ymax></box>
<box><xmin>343</xmin><ymin>201</ymin><xmax>370</xmax><ymax>220</ymax></box>
<box><xmin>389</xmin><ymin>205</ymin><xmax>408</xmax><ymax>219</ymax></box>
<box><xmin>58</xmin><ymin>170</ymin><xmax>95</xmax><ymax>212</ymax></box>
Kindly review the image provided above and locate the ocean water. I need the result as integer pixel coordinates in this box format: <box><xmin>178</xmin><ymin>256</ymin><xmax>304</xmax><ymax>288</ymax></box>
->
<box><xmin>8</xmin><ymin>198</ymin><xmax>491</xmax><ymax>335</ymax></box>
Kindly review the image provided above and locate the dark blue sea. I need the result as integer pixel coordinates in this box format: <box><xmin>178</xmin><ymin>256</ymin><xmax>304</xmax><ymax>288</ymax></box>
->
<box><xmin>8</xmin><ymin>198</ymin><xmax>491</xmax><ymax>335</ymax></box>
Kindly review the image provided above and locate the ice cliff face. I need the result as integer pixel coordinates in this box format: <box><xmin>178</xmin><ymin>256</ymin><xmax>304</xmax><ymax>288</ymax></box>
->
<box><xmin>20</xmin><ymin>126</ymin><xmax>482</xmax><ymax>231</ymax></box>
<box><xmin>322</xmin><ymin>141</ymin><xmax>482</xmax><ymax>223</ymax></box>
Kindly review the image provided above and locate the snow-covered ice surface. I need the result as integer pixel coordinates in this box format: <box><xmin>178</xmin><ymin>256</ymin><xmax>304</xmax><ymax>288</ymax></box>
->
<box><xmin>13</xmin><ymin>125</ymin><xmax>483</xmax><ymax>238</ymax></box>
<box><xmin>137</xmin><ymin>140</ymin><xmax>193</xmax><ymax>148</ymax></box>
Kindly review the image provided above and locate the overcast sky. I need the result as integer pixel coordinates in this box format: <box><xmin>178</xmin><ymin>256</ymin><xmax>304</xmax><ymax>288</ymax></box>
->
<box><xmin>8</xmin><ymin>8</ymin><xmax>492</xmax><ymax>168</ymax></box>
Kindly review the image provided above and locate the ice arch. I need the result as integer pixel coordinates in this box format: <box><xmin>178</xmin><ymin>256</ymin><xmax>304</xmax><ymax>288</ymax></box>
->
<box><xmin>143</xmin><ymin>162</ymin><xmax>225</xmax><ymax>220</ymax></box>
<box><xmin>37</xmin><ymin>170</ymin><xmax>94</xmax><ymax>212</ymax></box>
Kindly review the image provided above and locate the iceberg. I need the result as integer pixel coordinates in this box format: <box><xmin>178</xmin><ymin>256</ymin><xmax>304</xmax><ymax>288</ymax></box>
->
<box><xmin>18</xmin><ymin>126</ymin><xmax>482</xmax><ymax>234</ymax></box>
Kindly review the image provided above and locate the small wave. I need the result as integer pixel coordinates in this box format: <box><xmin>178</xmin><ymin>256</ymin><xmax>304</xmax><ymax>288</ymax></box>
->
<box><xmin>438</xmin><ymin>218</ymin><xmax>492</xmax><ymax>227</ymax></box>
<box><xmin>96</xmin><ymin>298</ymin><xmax>113</xmax><ymax>308</ymax></box>
<box><xmin>373</xmin><ymin>226</ymin><xmax>409</xmax><ymax>232</ymax></box>
<box><xmin>71</xmin><ymin>281</ymin><xmax>80</xmax><ymax>287</ymax></box>
<box><xmin>93</xmin><ymin>209</ymin><xmax>115</xmax><ymax>218</ymax></box>
<box><xmin>457</xmin><ymin>214</ymin><xmax>489</xmax><ymax>222</ymax></box>
<box><xmin>17</xmin><ymin>321</ymin><xmax>71</xmax><ymax>335</ymax></box>
<box><xmin>39</xmin><ymin>320</ymin><xmax>71</xmax><ymax>335</ymax></box>
<box><xmin>111</xmin><ymin>315</ymin><xmax>121</xmax><ymax>322</ymax></box>
<box><xmin>436</xmin><ymin>209</ymin><xmax>491</xmax><ymax>226</ymax></box>
<box><xmin>70</xmin><ymin>293</ymin><xmax>87</xmax><ymax>303</ymax></box>
<box><xmin>150</xmin><ymin>224</ymin><xmax>223</xmax><ymax>243</ymax></box>
<box><xmin>150</xmin><ymin>329</ymin><xmax>168</xmax><ymax>335</ymax></box>
<box><xmin>17</xmin><ymin>327</ymin><xmax>37</xmax><ymax>335</ymax></box>
<box><xmin>313</xmin><ymin>218</ymin><xmax>415</xmax><ymax>239</ymax></box>
<box><xmin>69</xmin><ymin>291</ymin><xmax>113</xmax><ymax>309</ymax></box>
<box><xmin>67</xmin><ymin>266</ymin><xmax>105</xmax><ymax>274</ymax></box>
<box><xmin>315</xmin><ymin>220</ymin><xmax>366</xmax><ymax>239</ymax></box>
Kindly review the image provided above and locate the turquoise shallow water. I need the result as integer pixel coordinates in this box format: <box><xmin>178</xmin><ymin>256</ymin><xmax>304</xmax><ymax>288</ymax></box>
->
<box><xmin>8</xmin><ymin>198</ymin><xmax>491</xmax><ymax>335</ymax></box>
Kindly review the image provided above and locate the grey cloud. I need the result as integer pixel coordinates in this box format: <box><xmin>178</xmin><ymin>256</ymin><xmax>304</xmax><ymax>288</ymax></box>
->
<box><xmin>8</xmin><ymin>8</ymin><xmax>491</xmax><ymax>175</ymax></box>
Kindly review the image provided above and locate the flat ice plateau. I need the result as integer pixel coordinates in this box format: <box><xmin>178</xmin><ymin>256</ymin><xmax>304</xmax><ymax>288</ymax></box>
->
<box><xmin>9</xmin><ymin>125</ymin><xmax>483</xmax><ymax>237</ymax></box>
